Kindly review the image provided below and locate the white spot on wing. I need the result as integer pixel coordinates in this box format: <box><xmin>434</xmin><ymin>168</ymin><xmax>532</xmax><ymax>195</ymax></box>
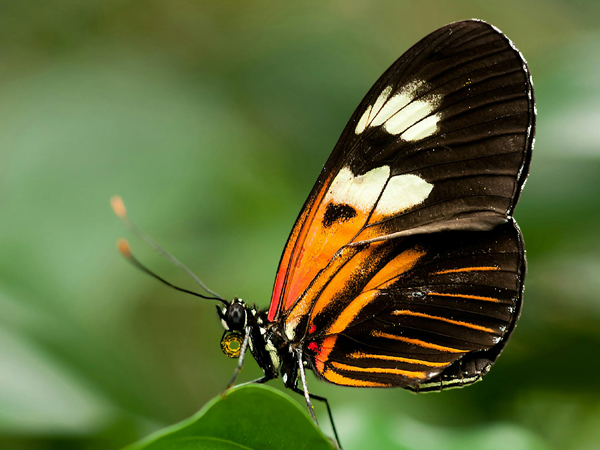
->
<box><xmin>401</xmin><ymin>112</ymin><xmax>441</xmax><ymax>141</ymax></box>
<box><xmin>384</xmin><ymin>96</ymin><xmax>441</xmax><ymax>137</ymax></box>
<box><xmin>374</xmin><ymin>174</ymin><xmax>433</xmax><ymax>216</ymax></box>
<box><xmin>355</xmin><ymin>105</ymin><xmax>372</xmax><ymax>134</ymax></box>
<box><xmin>355</xmin><ymin>86</ymin><xmax>393</xmax><ymax>135</ymax></box>
<box><xmin>325</xmin><ymin>166</ymin><xmax>390</xmax><ymax>213</ymax></box>
<box><xmin>354</xmin><ymin>79</ymin><xmax>443</xmax><ymax>141</ymax></box>
<box><xmin>372</xmin><ymin>90</ymin><xmax>414</xmax><ymax>127</ymax></box>
<box><xmin>372</xmin><ymin>86</ymin><xmax>393</xmax><ymax>118</ymax></box>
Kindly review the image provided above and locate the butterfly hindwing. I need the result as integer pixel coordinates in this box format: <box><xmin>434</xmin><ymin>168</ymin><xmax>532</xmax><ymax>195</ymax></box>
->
<box><xmin>302</xmin><ymin>220</ymin><xmax>524</xmax><ymax>388</ymax></box>
<box><xmin>269</xmin><ymin>19</ymin><xmax>534</xmax><ymax>324</ymax></box>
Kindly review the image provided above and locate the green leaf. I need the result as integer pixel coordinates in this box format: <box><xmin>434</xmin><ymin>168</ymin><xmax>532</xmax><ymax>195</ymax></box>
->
<box><xmin>125</xmin><ymin>385</ymin><xmax>335</xmax><ymax>450</ymax></box>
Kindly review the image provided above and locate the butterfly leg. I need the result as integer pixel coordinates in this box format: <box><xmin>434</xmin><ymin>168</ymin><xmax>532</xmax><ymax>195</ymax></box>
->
<box><xmin>294</xmin><ymin>349</ymin><xmax>342</xmax><ymax>449</ymax></box>
<box><xmin>290</xmin><ymin>386</ymin><xmax>342</xmax><ymax>449</ymax></box>
<box><xmin>296</xmin><ymin>348</ymin><xmax>317</xmax><ymax>423</ymax></box>
<box><xmin>225</xmin><ymin>325</ymin><xmax>252</xmax><ymax>390</ymax></box>
<box><xmin>306</xmin><ymin>392</ymin><xmax>341</xmax><ymax>449</ymax></box>
<box><xmin>230</xmin><ymin>375</ymin><xmax>270</xmax><ymax>389</ymax></box>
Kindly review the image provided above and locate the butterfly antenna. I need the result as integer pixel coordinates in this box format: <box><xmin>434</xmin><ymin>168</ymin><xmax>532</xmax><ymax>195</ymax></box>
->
<box><xmin>111</xmin><ymin>195</ymin><xmax>225</xmax><ymax>302</ymax></box>
<box><xmin>116</xmin><ymin>239</ymin><xmax>227</xmax><ymax>304</ymax></box>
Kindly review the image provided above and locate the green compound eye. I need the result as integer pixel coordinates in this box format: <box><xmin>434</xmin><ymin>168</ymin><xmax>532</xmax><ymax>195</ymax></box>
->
<box><xmin>220</xmin><ymin>333</ymin><xmax>243</xmax><ymax>358</ymax></box>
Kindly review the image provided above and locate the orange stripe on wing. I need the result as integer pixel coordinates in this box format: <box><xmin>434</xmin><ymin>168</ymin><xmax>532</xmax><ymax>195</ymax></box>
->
<box><xmin>349</xmin><ymin>351</ymin><xmax>450</xmax><ymax>368</ymax></box>
<box><xmin>312</xmin><ymin>247</ymin><xmax>426</xmax><ymax>337</ymax></box>
<box><xmin>332</xmin><ymin>361</ymin><xmax>428</xmax><ymax>379</ymax></box>
<box><xmin>314</xmin><ymin>335</ymin><xmax>337</xmax><ymax>373</ymax></box>
<box><xmin>322</xmin><ymin>368</ymin><xmax>392</xmax><ymax>387</ymax></box>
<box><xmin>433</xmin><ymin>266</ymin><xmax>499</xmax><ymax>275</ymax></box>
<box><xmin>372</xmin><ymin>331</ymin><xmax>467</xmax><ymax>353</ymax></box>
<box><xmin>309</xmin><ymin>243</ymin><xmax>386</xmax><ymax>321</ymax></box>
<box><xmin>427</xmin><ymin>292</ymin><xmax>501</xmax><ymax>303</ymax></box>
<box><xmin>363</xmin><ymin>247</ymin><xmax>426</xmax><ymax>291</ymax></box>
<box><xmin>391</xmin><ymin>310</ymin><xmax>495</xmax><ymax>333</ymax></box>
<box><xmin>324</xmin><ymin>290</ymin><xmax>380</xmax><ymax>335</ymax></box>
<box><xmin>284</xmin><ymin>246</ymin><xmax>360</xmax><ymax>340</ymax></box>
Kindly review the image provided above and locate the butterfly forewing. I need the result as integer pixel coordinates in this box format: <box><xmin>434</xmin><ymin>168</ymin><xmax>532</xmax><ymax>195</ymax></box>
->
<box><xmin>269</xmin><ymin>20</ymin><xmax>534</xmax><ymax>326</ymax></box>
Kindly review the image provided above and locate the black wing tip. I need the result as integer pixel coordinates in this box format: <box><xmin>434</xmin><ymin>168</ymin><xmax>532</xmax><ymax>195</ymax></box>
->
<box><xmin>438</xmin><ymin>18</ymin><xmax>494</xmax><ymax>32</ymax></box>
<box><xmin>441</xmin><ymin>18</ymin><xmax>535</xmax><ymax>216</ymax></box>
<box><xmin>483</xmin><ymin>21</ymin><xmax>536</xmax><ymax>214</ymax></box>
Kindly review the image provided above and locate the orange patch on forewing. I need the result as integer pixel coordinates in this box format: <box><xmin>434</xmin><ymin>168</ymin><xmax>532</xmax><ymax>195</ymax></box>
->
<box><xmin>372</xmin><ymin>331</ymin><xmax>467</xmax><ymax>353</ymax></box>
<box><xmin>391</xmin><ymin>310</ymin><xmax>495</xmax><ymax>333</ymax></box>
<box><xmin>269</xmin><ymin>172</ymin><xmax>334</xmax><ymax>320</ymax></box>
<box><xmin>277</xmin><ymin>166</ymin><xmax>397</xmax><ymax>316</ymax></box>
<box><xmin>331</xmin><ymin>361</ymin><xmax>428</xmax><ymax>379</ymax></box>
<box><xmin>270</xmin><ymin>167</ymin><xmax>430</xmax><ymax>322</ymax></box>
<box><xmin>434</xmin><ymin>266</ymin><xmax>499</xmax><ymax>275</ymax></box>
<box><xmin>427</xmin><ymin>292</ymin><xmax>501</xmax><ymax>303</ymax></box>
<box><xmin>363</xmin><ymin>247</ymin><xmax>426</xmax><ymax>291</ymax></box>
<box><xmin>322</xmin><ymin>369</ymin><xmax>392</xmax><ymax>387</ymax></box>
<box><xmin>349</xmin><ymin>352</ymin><xmax>450</xmax><ymax>368</ymax></box>
<box><xmin>283</xmin><ymin>201</ymin><xmax>371</xmax><ymax>311</ymax></box>
<box><xmin>295</xmin><ymin>247</ymin><xmax>306</xmax><ymax>269</ymax></box>
<box><xmin>324</xmin><ymin>290</ymin><xmax>380</xmax><ymax>335</ymax></box>
<box><xmin>352</xmin><ymin>222</ymin><xmax>389</xmax><ymax>244</ymax></box>
<box><xmin>269</xmin><ymin>220</ymin><xmax>302</xmax><ymax>320</ymax></box>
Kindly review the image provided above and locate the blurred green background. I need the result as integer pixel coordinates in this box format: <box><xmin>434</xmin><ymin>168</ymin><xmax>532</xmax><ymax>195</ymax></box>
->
<box><xmin>1</xmin><ymin>1</ymin><xmax>599</xmax><ymax>449</ymax></box>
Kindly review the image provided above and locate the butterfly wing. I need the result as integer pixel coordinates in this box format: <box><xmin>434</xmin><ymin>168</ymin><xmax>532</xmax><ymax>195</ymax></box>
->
<box><xmin>302</xmin><ymin>220</ymin><xmax>524</xmax><ymax>389</ymax></box>
<box><xmin>268</xmin><ymin>19</ymin><xmax>534</xmax><ymax>324</ymax></box>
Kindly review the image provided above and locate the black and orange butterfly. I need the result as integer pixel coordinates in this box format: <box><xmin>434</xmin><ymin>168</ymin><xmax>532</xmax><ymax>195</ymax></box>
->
<box><xmin>114</xmin><ymin>19</ymin><xmax>535</xmax><ymax>448</ymax></box>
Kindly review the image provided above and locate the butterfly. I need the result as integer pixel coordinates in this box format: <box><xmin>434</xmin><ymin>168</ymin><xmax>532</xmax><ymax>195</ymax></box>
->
<box><xmin>113</xmin><ymin>19</ymin><xmax>535</xmax><ymax>448</ymax></box>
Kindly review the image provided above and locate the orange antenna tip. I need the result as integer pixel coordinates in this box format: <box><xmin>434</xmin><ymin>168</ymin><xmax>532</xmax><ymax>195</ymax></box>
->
<box><xmin>117</xmin><ymin>238</ymin><xmax>132</xmax><ymax>258</ymax></box>
<box><xmin>111</xmin><ymin>195</ymin><xmax>127</xmax><ymax>218</ymax></box>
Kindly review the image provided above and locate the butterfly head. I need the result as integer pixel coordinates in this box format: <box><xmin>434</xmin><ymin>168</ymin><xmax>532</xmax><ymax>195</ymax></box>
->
<box><xmin>217</xmin><ymin>298</ymin><xmax>248</xmax><ymax>359</ymax></box>
<box><xmin>217</xmin><ymin>297</ymin><xmax>248</xmax><ymax>332</ymax></box>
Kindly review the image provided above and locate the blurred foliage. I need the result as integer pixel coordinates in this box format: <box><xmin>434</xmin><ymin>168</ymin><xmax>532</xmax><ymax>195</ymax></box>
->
<box><xmin>0</xmin><ymin>1</ymin><xmax>599</xmax><ymax>450</ymax></box>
